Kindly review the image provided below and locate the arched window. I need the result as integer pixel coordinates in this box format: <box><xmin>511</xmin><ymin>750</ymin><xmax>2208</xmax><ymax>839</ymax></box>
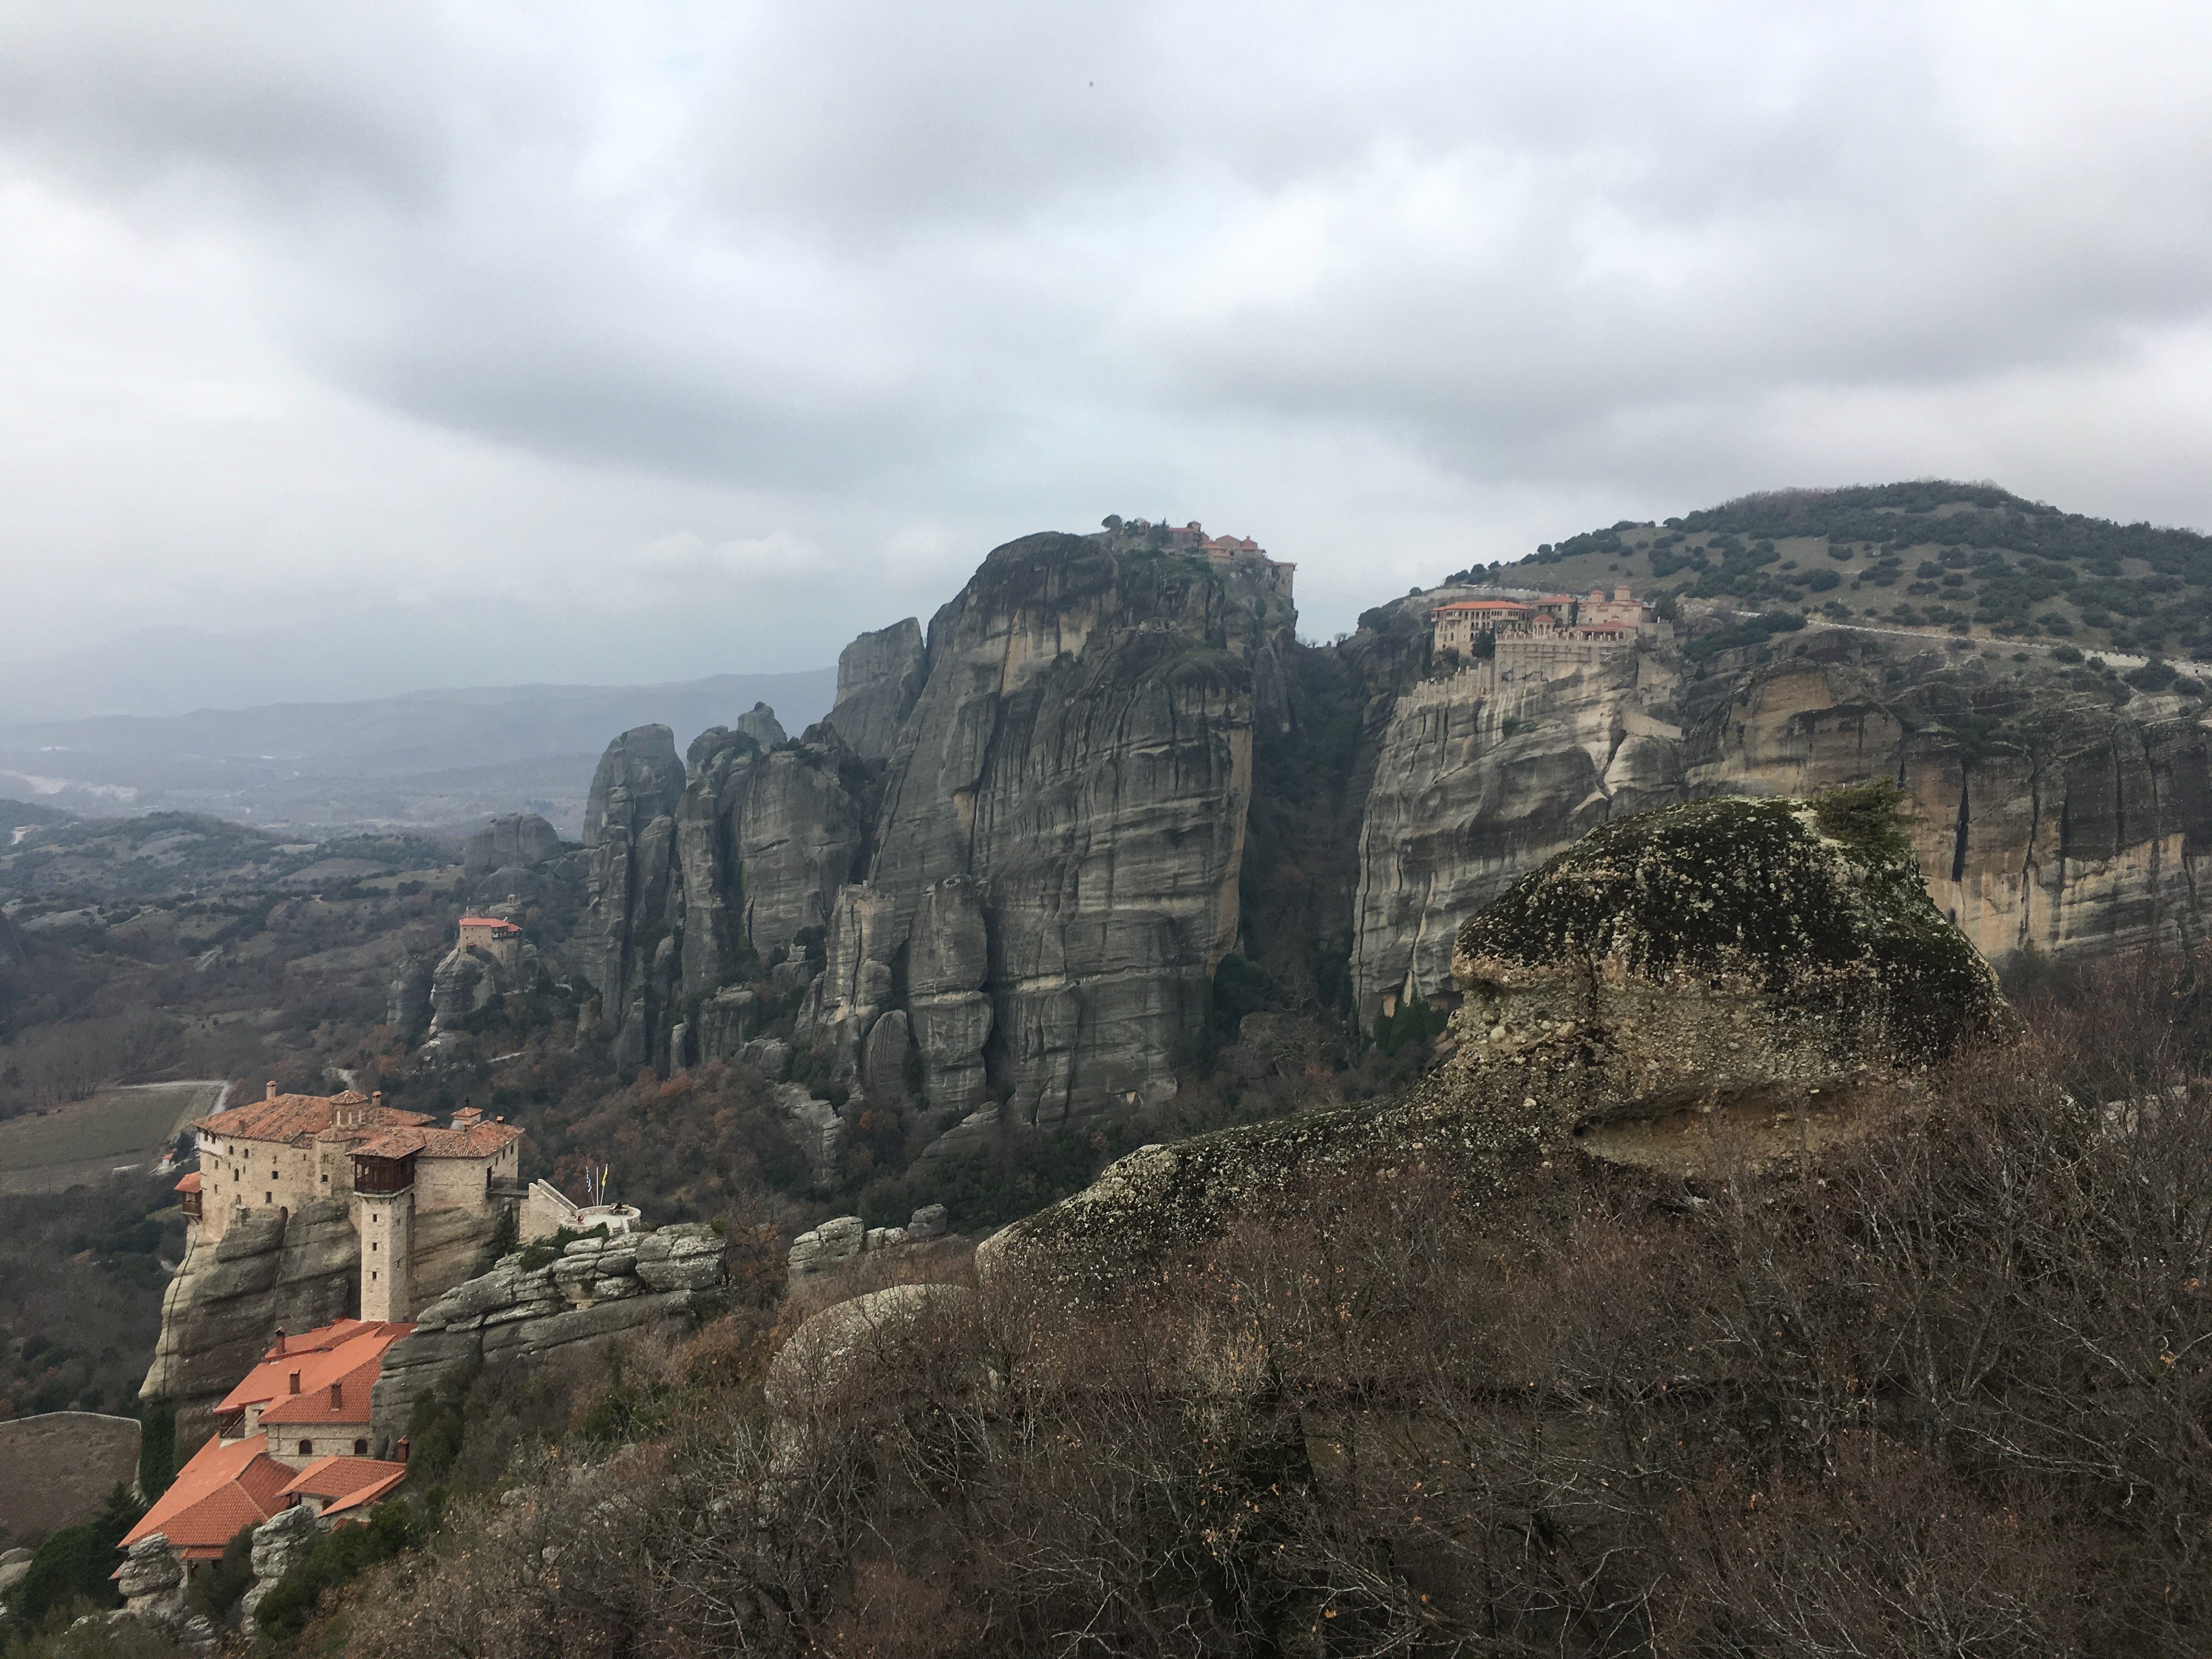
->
<box><xmin>354</xmin><ymin>1438</ymin><xmax>369</xmax><ymax>1456</ymax></box>
<box><xmin>298</xmin><ymin>1440</ymin><xmax>313</xmax><ymax>1457</ymax></box>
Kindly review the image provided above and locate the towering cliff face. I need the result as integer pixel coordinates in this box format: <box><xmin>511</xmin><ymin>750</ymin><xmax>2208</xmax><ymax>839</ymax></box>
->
<box><xmin>1349</xmin><ymin>595</ymin><xmax>1686</xmax><ymax>1017</ymax></box>
<box><xmin>1684</xmin><ymin>642</ymin><xmax>2212</xmax><ymax>963</ymax></box>
<box><xmin>822</xmin><ymin>619</ymin><xmax>925</xmax><ymax>760</ymax></box>
<box><xmin>868</xmin><ymin>534</ymin><xmax>1274</xmax><ymax>1128</ymax></box>
<box><xmin>576</xmin><ymin>504</ymin><xmax>2212</xmax><ymax>1160</ymax></box>
<box><xmin>1349</xmin><ymin>616</ymin><xmax>2212</xmax><ymax>1020</ymax></box>
<box><xmin>580</xmin><ymin>528</ymin><xmax>1293</xmax><ymax>1138</ymax></box>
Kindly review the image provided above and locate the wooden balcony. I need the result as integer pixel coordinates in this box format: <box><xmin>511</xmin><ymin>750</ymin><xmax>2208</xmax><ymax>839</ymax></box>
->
<box><xmin>352</xmin><ymin>1152</ymin><xmax>417</xmax><ymax>1195</ymax></box>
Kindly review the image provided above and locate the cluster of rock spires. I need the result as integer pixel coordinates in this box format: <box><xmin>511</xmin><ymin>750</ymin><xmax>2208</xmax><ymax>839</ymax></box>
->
<box><xmin>563</xmin><ymin>524</ymin><xmax>2212</xmax><ymax>1162</ymax></box>
<box><xmin>579</xmin><ymin>528</ymin><xmax>1294</xmax><ymax>1148</ymax></box>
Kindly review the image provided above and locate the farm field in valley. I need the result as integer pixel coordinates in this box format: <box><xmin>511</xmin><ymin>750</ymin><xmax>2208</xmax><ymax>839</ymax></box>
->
<box><xmin>0</xmin><ymin>1081</ymin><xmax>218</xmax><ymax>1194</ymax></box>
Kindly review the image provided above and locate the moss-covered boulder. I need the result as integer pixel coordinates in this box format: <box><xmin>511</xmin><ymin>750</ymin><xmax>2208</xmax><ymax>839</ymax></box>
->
<box><xmin>1459</xmin><ymin>784</ymin><xmax>1998</xmax><ymax>1062</ymax></box>
<box><xmin>983</xmin><ymin>787</ymin><xmax>2004</xmax><ymax>1296</ymax></box>
<box><xmin>1449</xmin><ymin>786</ymin><xmax>2004</xmax><ymax>1171</ymax></box>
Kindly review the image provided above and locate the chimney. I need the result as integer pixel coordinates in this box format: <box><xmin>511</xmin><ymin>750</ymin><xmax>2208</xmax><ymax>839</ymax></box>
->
<box><xmin>268</xmin><ymin>1328</ymin><xmax>287</xmax><ymax>1357</ymax></box>
<box><xmin>396</xmin><ymin>1436</ymin><xmax>410</xmax><ymax>1464</ymax></box>
<box><xmin>266</xmin><ymin>1081</ymin><xmax>276</xmax><ymax>1101</ymax></box>
<box><xmin>371</xmin><ymin>1090</ymin><xmax>382</xmax><ymax>1112</ymax></box>
<box><xmin>330</xmin><ymin>1381</ymin><xmax>342</xmax><ymax>1410</ymax></box>
<box><xmin>288</xmin><ymin>1370</ymin><xmax>301</xmax><ymax>1395</ymax></box>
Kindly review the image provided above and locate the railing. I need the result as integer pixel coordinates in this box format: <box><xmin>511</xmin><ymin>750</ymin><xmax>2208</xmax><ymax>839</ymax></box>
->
<box><xmin>352</xmin><ymin>1155</ymin><xmax>417</xmax><ymax>1195</ymax></box>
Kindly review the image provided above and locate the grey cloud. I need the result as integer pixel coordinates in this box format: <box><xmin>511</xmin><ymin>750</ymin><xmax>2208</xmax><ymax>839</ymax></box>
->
<box><xmin>2</xmin><ymin>2</ymin><xmax>2212</xmax><ymax>684</ymax></box>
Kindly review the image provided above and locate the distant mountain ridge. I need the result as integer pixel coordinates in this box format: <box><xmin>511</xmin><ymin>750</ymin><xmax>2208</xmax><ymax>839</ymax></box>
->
<box><xmin>0</xmin><ymin>669</ymin><xmax>836</xmax><ymax>835</ymax></box>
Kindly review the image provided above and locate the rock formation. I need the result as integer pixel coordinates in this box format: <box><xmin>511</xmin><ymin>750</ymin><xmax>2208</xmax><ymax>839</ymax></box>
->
<box><xmin>463</xmin><ymin>812</ymin><xmax>564</xmax><ymax>881</ymax></box>
<box><xmin>984</xmin><ymin>788</ymin><xmax>2003</xmax><ymax>1296</ymax></box>
<box><xmin>143</xmin><ymin>1201</ymin><xmax>499</xmax><ymax>1442</ymax></box>
<box><xmin>368</xmin><ymin>1222</ymin><xmax>726</xmax><ymax>1439</ymax></box>
<box><xmin>1347</xmin><ymin>611</ymin><xmax>2212</xmax><ymax>1023</ymax></box>
<box><xmin>570</xmin><ymin>514</ymin><xmax>2212</xmax><ymax>1169</ymax></box>
<box><xmin>140</xmin><ymin>1202</ymin><xmax>359</xmax><ymax>1443</ymax></box>
<box><xmin>240</xmin><ymin>1503</ymin><xmax>319</xmax><ymax>1635</ymax></box>
<box><xmin>821</xmin><ymin>618</ymin><xmax>926</xmax><ymax>760</ymax></box>
<box><xmin>115</xmin><ymin>1533</ymin><xmax>218</xmax><ymax>1648</ymax></box>
<box><xmin>578</xmin><ymin>526</ymin><xmax>1295</xmax><ymax>1142</ymax></box>
<box><xmin>787</xmin><ymin>1203</ymin><xmax>947</xmax><ymax>1278</ymax></box>
<box><xmin>386</xmin><ymin>956</ymin><xmax>433</xmax><ymax>1035</ymax></box>
<box><xmin>763</xmin><ymin>1282</ymin><xmax>974</xmax><ymax>1413</ymax></box>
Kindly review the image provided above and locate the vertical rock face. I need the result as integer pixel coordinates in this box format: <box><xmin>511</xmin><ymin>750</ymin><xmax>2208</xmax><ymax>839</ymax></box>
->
<box><xmin>140</xmin><ymin>1201</ymin><xmax>359</xmax><ymax>1443</ymax></box>
<box><xmin>824</xmin><ymin>618</ymin><xmax>926</xmax><ymax>760</ymax></box>
<box><xmin>867</xmin><ymin>533</ymin><xmax>1274</xmax><ymax>1129</ymax></box>
<box><xmin>576</xmin><ymin>528</ymin><xmax>1290</xmax><ymax>1141</ymax></box>
<box><xmin>1351</xmin><ymin>625</ymin><xmax>1684</xmax><ymax>1018</ymax></box>
<box><xmin>906</xmin><ymin>875</ymin><xmax>992</xmax><ymax>1110</ymax></box>
<box><xmin>1348</xmin><ymin>618</ymin><xmax>2212</xmax><ymax>1022</ymax></box>
<box><xmin>463</xmin><ymin>812</ymin><xmax>565</xmax><ymax>879</ymax></box>
<box><xmin>583</xmin><ymin>725</ymin><xmax>687</xmax><ymax>1065</ymax></box>
<box><xmin>1683</xmin><ymin>650</ymin><xmax>2212</xmax><ymax>963</ymax></box>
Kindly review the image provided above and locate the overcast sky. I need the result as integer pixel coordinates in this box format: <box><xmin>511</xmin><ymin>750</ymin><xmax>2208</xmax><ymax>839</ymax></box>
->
<box><xmin>5</xmin><ymin>2</ymin><xmax>2212</xmax><ymax>701</ymax></box>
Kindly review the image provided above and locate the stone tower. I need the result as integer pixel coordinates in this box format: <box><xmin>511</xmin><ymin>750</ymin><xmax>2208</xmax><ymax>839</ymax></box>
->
<box><xmin>358</xmin><ymin>1185</ymin><xmax>414</xmax><ymax>1323</ymax></box>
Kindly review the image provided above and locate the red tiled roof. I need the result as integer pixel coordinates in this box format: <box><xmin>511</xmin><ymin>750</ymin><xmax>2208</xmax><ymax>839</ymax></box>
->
<box><xmin>174</xmin><ymin>1172</ymin><xmax>202</xmax><ymax>1194</ymax></box>
<box><xmin>352</xmin><ymin>1129</ymin><xmax>427</xmax><ymax>1160</ymax></box>
<box><xmin>353</xmin><ymin>1119</ymin><xmax>520</xmax><ymax>1161</ymax></box>
<box><xmin>458</xmin><ymin>916</ymin><xmax>521</xmax><ymax>933</ymax></box>
<box><xmin>280</xmin><ymin>1456</ymin><xmax>408</xmax><ymax>1517</ymax></box>
<box><xmin>200</xmin><ymin>1091</ymin><xmax>432</xmax><ymax>1147</ymax></box>
<box><xmin>121</xmin><ymin>1434</ymin><xmax>291</xmax><ymax>1559</ymax></box>
<box><xmin>218</xmin><ymin>1319</ymin><xmax>412</xmax><ymax>1420</ymax></box>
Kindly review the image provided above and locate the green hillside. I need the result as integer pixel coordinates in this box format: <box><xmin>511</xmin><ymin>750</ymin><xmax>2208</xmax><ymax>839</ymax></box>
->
<box><xmin>1470</xmin><ymin>481</ymin><xmax>2212</xmax><ymax>659</ymax></box>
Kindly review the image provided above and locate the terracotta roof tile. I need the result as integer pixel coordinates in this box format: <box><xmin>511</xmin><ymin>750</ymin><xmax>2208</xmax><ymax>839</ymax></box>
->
<box><xmin>218</xmin><ymin>1319</ymin><xmax>412</xmax><ymax>1418</ymax></box>
<box><xmin>280</xmin><ymin>1456</ymin><xmax>409</xmax><ymax>1516</ymax></box>
<box><xmin>354</xmin><ymin>1121</ymin><xmax>521</xmax><ymax>1161</ymax></box>
<box><xmin>121</xmin><ymin>1434</ymin><xmax>291</xmax><ymax>1558</ymax></box>
<box><xmin>200</xmin><ymin>1092</ymin><xmax>432</xmax><ymax>1147</ymax></box>
<box><xmin>173</xmin><ymin>1172</ymin><xmax>202</xmax><ymax>1194</ymax></box>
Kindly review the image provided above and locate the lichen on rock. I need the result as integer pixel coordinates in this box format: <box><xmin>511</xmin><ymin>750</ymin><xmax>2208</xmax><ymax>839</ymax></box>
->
<box><xmin>1457</xmin><ymin>783</ymin><xmax>2004</xmax><ymax>1066</ymax></box>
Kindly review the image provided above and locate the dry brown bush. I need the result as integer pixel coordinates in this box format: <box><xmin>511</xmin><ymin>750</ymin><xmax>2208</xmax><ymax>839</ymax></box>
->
<box><xmin>330</xmin><ymin>949</ymin><xmax>2212</xmax><ymax>1658</ymax></box>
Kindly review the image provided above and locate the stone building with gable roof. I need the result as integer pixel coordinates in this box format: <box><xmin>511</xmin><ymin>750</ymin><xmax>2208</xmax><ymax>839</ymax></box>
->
<box><xmin>186</xmin><ymin>1086</ymin><xmax>526</xmax><ymax>1322</ymax></box>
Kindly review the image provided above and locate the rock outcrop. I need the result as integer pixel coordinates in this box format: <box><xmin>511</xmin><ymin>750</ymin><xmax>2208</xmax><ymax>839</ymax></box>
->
<box><xmin>787</xmin><ymin>1204</ymin><xmax>948</xmax><ymax>1278</ymax></box>
<box><xmin>985</xmin><ymin>788</ymin><xmax>2002</xmax><ymax>1296</ymax></box>
<box><xmin>240</xmin><ymin>1503</ymin><xmax>319</xmax><ymax>1635</ymax></box>
<box><xmin>463</xmin><ymin>812</ymin><xmax>564</xmax><ymax>881</ymax></box>
<box><xmin>764</xmin><ymin>1282</ymin><xmax>975</xmax><ymax>1412</ymax></box>
<box><xmin>368</xmin><ymin>1222</ymin><xmax>726</xmax><ymax>1440</ymax></box>
<box><xmin>115</xmin><ymin>1534</ymin><xmax>217</xmax><ymax>1647</ymax></box>
<box><xmin>821</xmin><ymin>618</ymin><xmax>926</xmax><ymax>760</ymax></box>
<box><xmin>140</xmin><ymin>1202</ymin><xmax>359</xmax><ymax>1442</ymax></box>
<box><xmin>386</xmin><ymin>956</ymin><xmax>433</xmax><ymax>1035</ymax></box>
<box><xmin>142</xmin><ymin>1201</ymin><xmax>500</xmax><ymax>1441</ymax></box>
<box><xmin>1348</xmin><ymin>613</ymin><xmax>2212</xmax><ymax>1023</ymax></box>
<box><xmin>579</xmin><ymin>527</ymin><xmax>1294</xmax><ymax>1144</ymax></box>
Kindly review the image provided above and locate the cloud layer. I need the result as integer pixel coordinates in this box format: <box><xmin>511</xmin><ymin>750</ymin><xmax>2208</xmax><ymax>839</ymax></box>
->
<box><xmin>4</xmin><ymin>1</ymin><xmax>2212</xmax><ymax>693</ymax></box>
